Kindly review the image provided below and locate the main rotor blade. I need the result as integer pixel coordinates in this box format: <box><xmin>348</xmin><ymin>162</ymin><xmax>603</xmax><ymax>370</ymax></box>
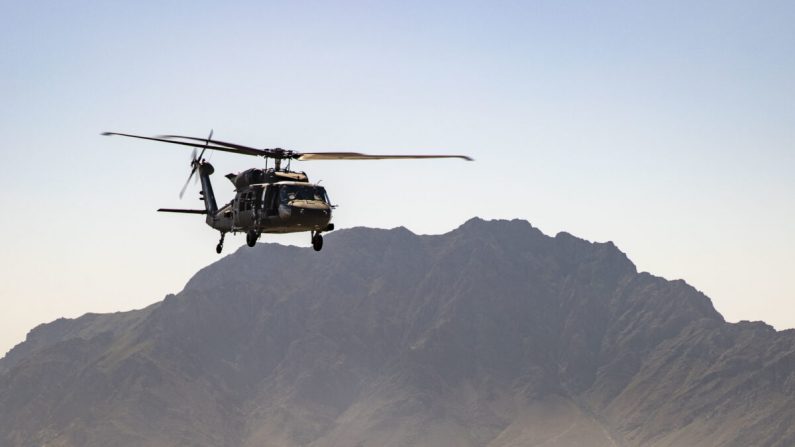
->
<box><xmin>157</xmin><ymin>208</ymin><xmax>207</xmax><ymax>214</ymax></box>
<box><xmin>296</xmin><ymin>152</ymin><xmax>474</xmax><ymax>161</ymax></box>
<box><xmin>156</xmin><ymin>135</ymin><xmax>474</xmax><ymax>162</ymax></box>
<box><xmin>102</xmin><ymin>132</ymin><xmax>267</xmax><ymax>156</ymax></box>
<box><xmin>106</xmin><ymin>132</ymin><xmax>473</xmax><ymax>161</ymax></box>
<box><xmin>158</xmin><ymin>134</ymin><xmax>264</xmax><ymax>154</ymax></box>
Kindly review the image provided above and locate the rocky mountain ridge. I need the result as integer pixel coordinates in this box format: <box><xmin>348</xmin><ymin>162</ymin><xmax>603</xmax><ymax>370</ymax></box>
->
<box><xmin>1</xmin><ymin>218</ymin><xmax>793</xmax><ymax>446</ymax></box>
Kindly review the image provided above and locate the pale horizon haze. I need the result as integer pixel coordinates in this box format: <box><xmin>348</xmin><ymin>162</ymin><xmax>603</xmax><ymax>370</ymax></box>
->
<box><xmin>1</xmin><ymin>0</ymin><xmax>793</xmax><ymax>355</ymax></box>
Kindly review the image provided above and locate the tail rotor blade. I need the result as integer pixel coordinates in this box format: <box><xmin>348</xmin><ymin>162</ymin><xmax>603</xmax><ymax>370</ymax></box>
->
<box><xmin>180</xmin><ymin>166</ymin><xmax>196</xmax><ymax>199</ymax></box>
<box><xmin>179</xmin><ymin>147</ymin><xmax>199</xmax><ymax>199</ymax></box>
<box><xmin>194</xmin><ymin>130</ymin><xmax>213</xmax><ymax>186</ymax></box>
<box><xmin>197</xmin><ymin>129</ymin><xmax>213</xmax><ymax>161</ymax></box>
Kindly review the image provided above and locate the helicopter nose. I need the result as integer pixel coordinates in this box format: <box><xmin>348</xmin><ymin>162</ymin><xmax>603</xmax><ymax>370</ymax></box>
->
<box><xmin>290</xmin><ymin>201</ymin><xmax>330</xmax><ymax>211</ymax></box>
<box><xmin>287</xmin><ymin>204</ymin><xmax>331</xmax><ymax>227</ymax></box>
<box><xmin>293</xmin><ymin>206</ymin><xmax>330</xmax><ymax>217</ymax></box>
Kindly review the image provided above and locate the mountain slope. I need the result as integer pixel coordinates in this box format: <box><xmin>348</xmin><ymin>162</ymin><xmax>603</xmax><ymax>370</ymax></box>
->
<box><xmin>1</xmin><ymin>218</ymin><xmax>793</xmax><ymax>447</ymax></box>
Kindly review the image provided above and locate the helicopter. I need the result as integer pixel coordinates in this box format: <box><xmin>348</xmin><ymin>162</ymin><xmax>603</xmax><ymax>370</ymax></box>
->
<box><xmin>102</xmin><ymin>131</ymin><xmax>472</xmax><ymax>254</ymax></box>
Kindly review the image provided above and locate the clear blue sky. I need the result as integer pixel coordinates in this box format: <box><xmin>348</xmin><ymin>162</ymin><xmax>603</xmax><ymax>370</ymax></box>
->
<box><xmin>1</xmin><ymin>0</ymin><xmax>793</xmax><ymax>355</ymax></box>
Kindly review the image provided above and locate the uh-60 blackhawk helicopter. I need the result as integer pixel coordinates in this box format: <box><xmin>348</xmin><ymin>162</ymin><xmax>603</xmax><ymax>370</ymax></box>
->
<box><xmin>103</xmin><ymin>131</ymin><xmax>472</xmax><ymax>254</ymax></box>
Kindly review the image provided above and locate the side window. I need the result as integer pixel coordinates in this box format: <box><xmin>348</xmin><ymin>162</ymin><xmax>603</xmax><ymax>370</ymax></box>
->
<box><xmin>237</xmin><ymin>195</ymin><xmax>245</xmax><ymax>211</ymax></box>
<box><xmin>262</xmin><ymin>187</ymin><xmax>271</xmax><ymax>214</ymax></box>
<box><xmin>263</xmin><ymin>186</ymin><xmax>278</xmax><ymax>214</ymax></box>
<box><xmin>271</xmin><ymin>186</ymin><xmax>280</xmax><ymax>211</ymax></box>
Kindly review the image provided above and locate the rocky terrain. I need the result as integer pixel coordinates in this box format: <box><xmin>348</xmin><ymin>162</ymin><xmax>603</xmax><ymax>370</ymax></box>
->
<box><xmin>1</xmin><ymin>218</ymin><xmax>793</xmax><ymax>446</ymax></box>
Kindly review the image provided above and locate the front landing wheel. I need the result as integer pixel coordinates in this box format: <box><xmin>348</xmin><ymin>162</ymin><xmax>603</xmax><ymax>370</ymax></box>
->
<box><xmin>246</xmin><ymin>230</ymin><xmax>259</xmax><ymax>247</ymax></box>
<box><xmin>312</xmin><ymin>233</ymin><xmax>324</xmax><ymax>252</ymax></box>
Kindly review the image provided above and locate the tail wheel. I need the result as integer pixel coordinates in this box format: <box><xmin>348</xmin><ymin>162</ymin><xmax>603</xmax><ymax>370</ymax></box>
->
<box><xmin>216</xmin><ymin>232</ymin><xmax>225</xmax><ymax>254</ymax></box>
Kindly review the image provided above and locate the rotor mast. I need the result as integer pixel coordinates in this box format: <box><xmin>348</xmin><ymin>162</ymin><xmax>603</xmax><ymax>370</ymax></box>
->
<box><xmin>269</xmin><ymin>148</ymin><xmax>289</xmax><ymax>171</ymax></box>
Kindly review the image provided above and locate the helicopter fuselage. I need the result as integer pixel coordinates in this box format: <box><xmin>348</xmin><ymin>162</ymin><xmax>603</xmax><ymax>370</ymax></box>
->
<box><xmin>202</xmin><ymin>165</ymin><xmax>333</xmax><ymax>235</ymax></box>
<box><xmin>157</xmin><ymin>162</ymin><xmax>334</xmax><ymax>252</ymax></box>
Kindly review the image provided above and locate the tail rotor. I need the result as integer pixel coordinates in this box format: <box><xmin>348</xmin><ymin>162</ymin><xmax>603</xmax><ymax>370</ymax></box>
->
<box><xmin>178</xmin><ymin>129</ymin><xmax>213</xmax><ymax>199</ymax></box>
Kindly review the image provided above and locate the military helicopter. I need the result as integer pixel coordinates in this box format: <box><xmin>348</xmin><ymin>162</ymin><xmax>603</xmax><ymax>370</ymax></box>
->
<box><xmin>102</xmin><ymin>131</ymin><xmax>472</xmax><ymax>253</ymax></box>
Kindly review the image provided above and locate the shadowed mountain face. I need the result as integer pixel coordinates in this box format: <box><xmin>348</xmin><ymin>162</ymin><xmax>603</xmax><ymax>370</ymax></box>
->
<box><xmin>1</xmin><ymin>218</ymin><xmax>794</xmax><ymax>447</ymax></box>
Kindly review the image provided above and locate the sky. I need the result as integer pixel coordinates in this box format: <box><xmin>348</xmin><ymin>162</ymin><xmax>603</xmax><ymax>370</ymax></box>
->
<box><xmin>0</xmin><ymin>0</ymin><xmax>793</xmax><ymax>355</ymax></box>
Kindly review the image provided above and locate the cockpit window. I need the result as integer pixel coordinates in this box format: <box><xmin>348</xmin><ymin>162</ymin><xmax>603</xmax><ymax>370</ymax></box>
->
<box><xmin>280</xmin><ymin>185</ymin><xmax>329</xmax><ymax>203</ymax></box>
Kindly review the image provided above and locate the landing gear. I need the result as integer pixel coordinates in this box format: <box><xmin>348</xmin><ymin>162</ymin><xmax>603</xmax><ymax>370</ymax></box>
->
<box><xmin>216</xmin><ymin>232</ymin><xmax>226</xmax><ymax>254</ymax></box>
<box><xmin>311</xmin><ymin>231</ymin><xmax>324</xmax><ymax>252</ymax></box>
<box><xmin>246</xmin><ymin>229</ymin><xmax>259</xmax><ymax>247</ymax></box>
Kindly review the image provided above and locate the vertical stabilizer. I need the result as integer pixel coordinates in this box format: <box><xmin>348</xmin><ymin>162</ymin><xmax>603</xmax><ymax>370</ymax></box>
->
<box><xmin>198</xmin><ymin>162</ymin><xmax>218</xmax><ymax>216</ymax></box>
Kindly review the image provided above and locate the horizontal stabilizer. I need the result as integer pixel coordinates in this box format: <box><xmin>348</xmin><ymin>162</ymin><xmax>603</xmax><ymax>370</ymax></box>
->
<box><xmin>157</xmin><ymin>208</ymin><xmax>207</xmax><ymax>214</ymax></box>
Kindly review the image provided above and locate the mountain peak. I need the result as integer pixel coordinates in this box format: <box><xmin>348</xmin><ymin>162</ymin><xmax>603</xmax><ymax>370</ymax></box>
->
<box><xmin>454</xmin><ymin>216</ymin><xmax>542</xmax><ymax>235</ymax></box>
<box><xmin>1</xmin><ymin>217</ymin><xmax>792</xmax><ymax>447</ymax></box>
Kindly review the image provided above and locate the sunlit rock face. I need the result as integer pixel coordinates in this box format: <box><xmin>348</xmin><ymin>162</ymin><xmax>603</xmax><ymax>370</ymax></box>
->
<box><xmin>1</xmin><ymin>218</ymin><xmax>793</xmax><ymax>447</ymax></box>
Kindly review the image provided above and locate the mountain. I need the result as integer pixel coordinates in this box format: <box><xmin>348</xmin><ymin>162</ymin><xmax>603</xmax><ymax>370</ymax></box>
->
<box><xmin>1</xmin><ymin>218</ymin><xmax>793</xmax><ymax>447</ymax></box>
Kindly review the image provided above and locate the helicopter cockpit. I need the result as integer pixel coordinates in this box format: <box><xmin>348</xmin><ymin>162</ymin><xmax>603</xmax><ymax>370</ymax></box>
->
<box><xmin>260</xmin><ymin>182</ymin><xmax>333</xmax><ymax>231</ymax></box>
<box><xmin>279</xmin><ymin>184</ymin><xmax>330</xmax><ymax>204</ymax></box>
<box><xmin>260</xmin><ymin>182</ymin><xmax>332</xmax><ymax>219</ymax></box>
